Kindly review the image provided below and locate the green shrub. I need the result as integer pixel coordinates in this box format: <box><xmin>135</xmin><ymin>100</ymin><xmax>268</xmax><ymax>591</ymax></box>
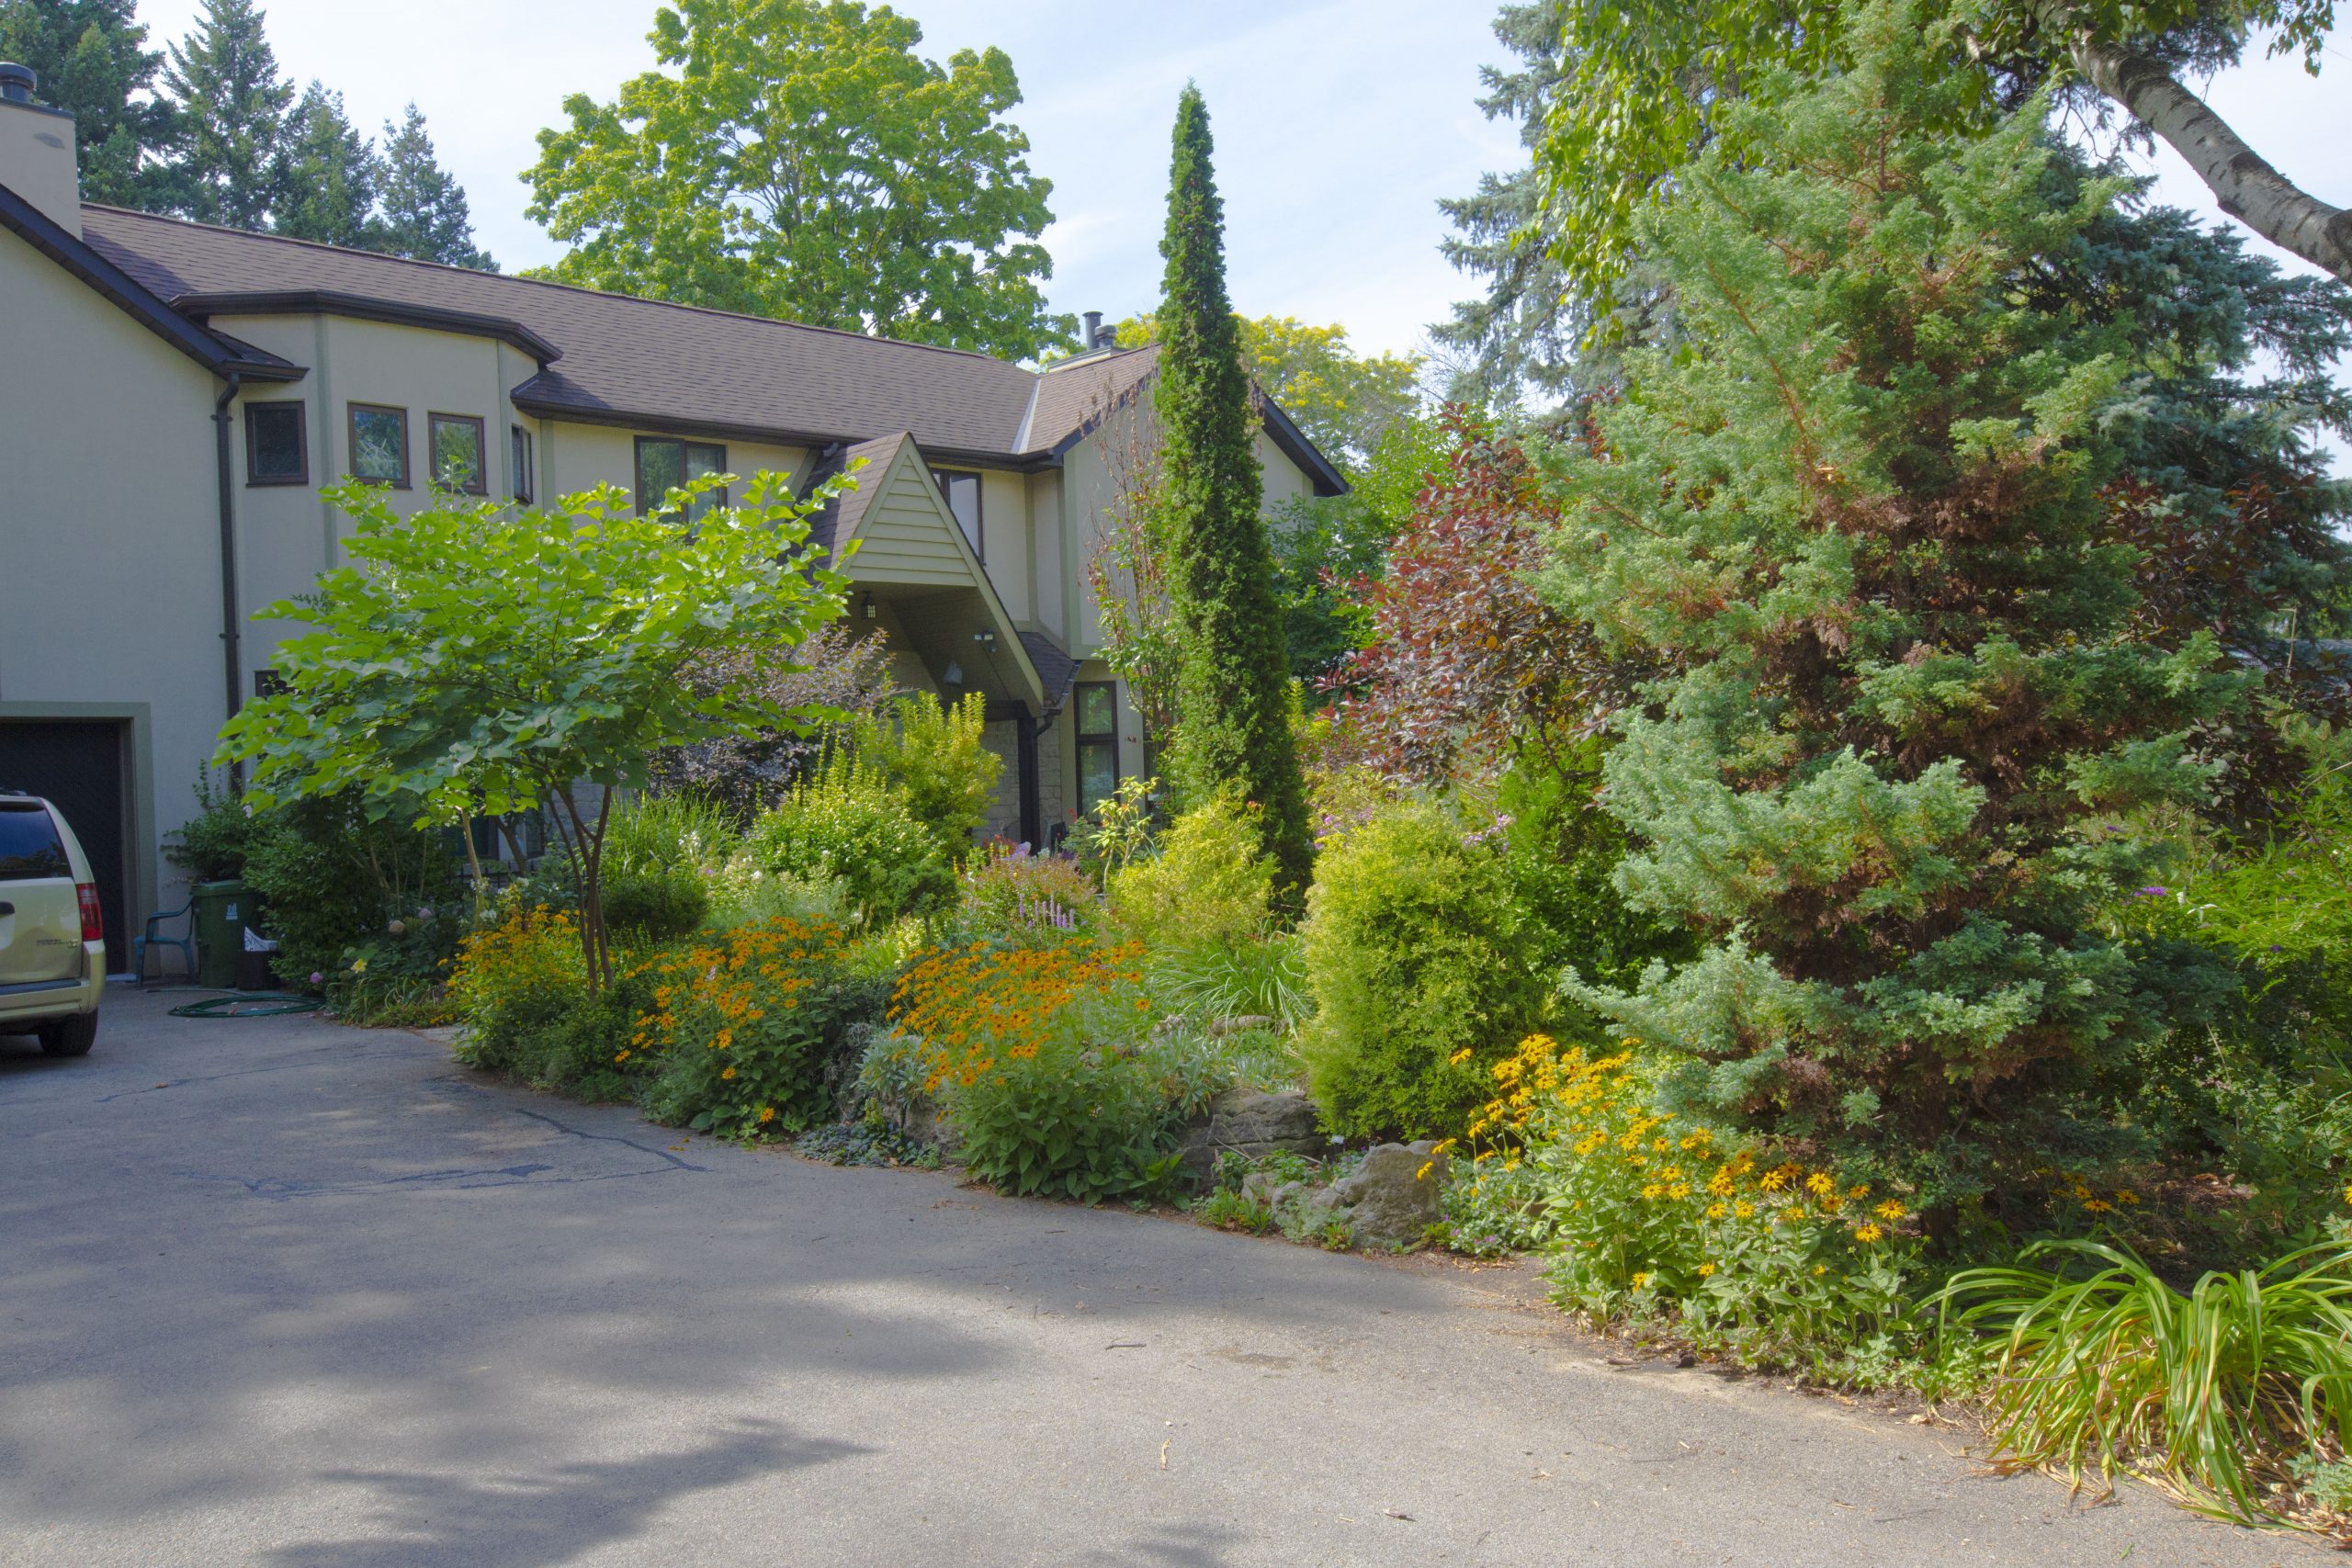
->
<box><xmin>630</xmin><ymin>914</ymin><xmax>888</xmax><ymax>1137</ymax></box>
<box><xmin>1107</xmin><ymin>793</ymin><xmax>1273</xmax><ymax>948</ymax></box>
<box><xmin>938</xmin><ymin>1001</ymin><xmax>1185</xmax><ymax>1202</ymax></box>
<box><xmin>325</xmin><ymin>908</ymin><xmax>463</xmax><ymax>1023</ymax></box>
<box><xmin>892</xmin><ymin>933</ymin><xmax>1190</xmax><ymax>1201</ymax></box>
<box><xmin>1940</xmin><ymin>1241</ymin><xmax>2352</xmax><ymax>1529</ymax></box>
<box><xmin>447</xmin><ymin>902</ymin><xmax>637</xmax><ymax>1099</ymax></box>
<box><xmin>1297</xmin><ymin>798</ymin><xmax>1549</xmax><ymax>1138</ymax></box>
<box><xmin>594</xmin><ymin>793</ymin><xmax>736</xmax><ymax>941</ymax></box>
<box><xmin>852</xmin><ymin>691</ymin><xmax>1001</xmax><ymax>868</ymax></box>
<box><xmin>164</xmin><ymin>769</ymin><xmax>264</xmax><ymax>882</ymax></box>
<box><xmin>243</xmin><ymin>794</ymin><xmax>465</xmax><ymax>990</ymax></box>
<box><xmin>742</xmin><ymin>753</ymin><xmax>953</xmax><ymax>925</ymax></box>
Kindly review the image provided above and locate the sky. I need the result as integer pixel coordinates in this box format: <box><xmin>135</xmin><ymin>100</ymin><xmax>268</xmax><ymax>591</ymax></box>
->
<box><xmin>128</xmin><ymin>0</ymin><xmax>2352</xmax><ymax>417</ymax></box>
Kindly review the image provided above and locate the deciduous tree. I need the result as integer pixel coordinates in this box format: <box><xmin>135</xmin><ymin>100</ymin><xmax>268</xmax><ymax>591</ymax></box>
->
<box><xmin>525</xmin><ymin>0</ymin><xmax>1064</xmax><ymax>357</ymax></box>
<box><xmin>216</xmin><ymin>470</ymin><xmax>855</xmax><ymax>989</ymax></box>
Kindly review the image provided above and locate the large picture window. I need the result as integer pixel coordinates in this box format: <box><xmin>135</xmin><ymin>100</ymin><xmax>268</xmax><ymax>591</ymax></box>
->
<box><xmin>347</xmin><ymin>403</ymin><xmax>410</xmax><ymax>487</ymax></box>
<box><xmin>635</xmin><ymin>435</ymin><xmax>727</xmax><ymax>519</ymax></box>
<box><xmin>1074</xmin><ymin>681</ymin><xmax>1119</xmax><ymax>818</ymax></box>
<box><xmin>935</xmin><ymin>468</ymin><xmax>982</xmax><ymax>558</ymax></box>
<box><xmin>244</xmin><ymin>401</ymin><xmax>307</xmax><ymax>486</ymax></box>
<box><xmin>427</xmin><ymin>412</ymin><xmax>487</xmax><ymax>494</ymax></box>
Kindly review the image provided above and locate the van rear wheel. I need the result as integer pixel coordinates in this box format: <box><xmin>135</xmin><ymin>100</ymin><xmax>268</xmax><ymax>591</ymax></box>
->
<box><xmin>38</xmin><ymin>1011</ymin><xmax>96</xmax><ymax>1057</ymax></box>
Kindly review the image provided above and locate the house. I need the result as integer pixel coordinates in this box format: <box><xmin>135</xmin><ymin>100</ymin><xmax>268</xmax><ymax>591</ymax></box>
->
<box><xmin>0</xmin><ymin>65</ymin><xmax>1345</xmax><ymax>971</ymax></box>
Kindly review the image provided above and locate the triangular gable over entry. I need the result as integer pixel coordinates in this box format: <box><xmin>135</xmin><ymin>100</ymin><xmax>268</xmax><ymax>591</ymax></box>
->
<box><xmin>823</xmin><ymin>431</ymin><xmax>1047</xmax><ymax>713</ymax></box>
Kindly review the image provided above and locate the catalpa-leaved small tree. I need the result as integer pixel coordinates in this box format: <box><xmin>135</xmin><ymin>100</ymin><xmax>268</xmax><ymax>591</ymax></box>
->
<box><xmin>217</xmin><ymin>468</ymin><xmax>858</xmax><ymax>988</ymax></box>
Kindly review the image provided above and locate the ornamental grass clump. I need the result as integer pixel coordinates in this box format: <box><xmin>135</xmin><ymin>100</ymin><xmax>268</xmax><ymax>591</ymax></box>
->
<box><xmin>890</xmin><ymin>934</ymin><xmax>1199</xmax><ymax>1201</ymax></box>
<box><xmin>1471</xmin><ymin>1032</ymin><xmax>1930</xmax><ymax>1383</ymax></box>
<box><xmin>630</xmin><ymin>915</ymin><xmax>882</xmax><ymax>1138</ymax></box>
<box><xmin>1939</xmin><ymin>1241</ymin><xmax>2352</xmax><ymax>1537</ymax></box>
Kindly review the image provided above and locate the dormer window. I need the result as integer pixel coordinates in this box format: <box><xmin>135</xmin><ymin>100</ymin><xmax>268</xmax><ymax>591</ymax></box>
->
<box><xmin>935</xmin><ymin>468</ymin><xmax>982</xmax><ymax>558</ymax></box>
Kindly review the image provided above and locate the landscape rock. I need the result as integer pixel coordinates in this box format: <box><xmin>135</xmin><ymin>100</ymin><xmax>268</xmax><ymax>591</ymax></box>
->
<box><xmin>1322</xmin><ymin>1141</ymin><xmax>1449</xmax><ymax>1249</ymax></box>
<box><xmin>1176</xmin><ymin>1087</ymin><xmax>1328</xmax><ymax>1179</ymax></box>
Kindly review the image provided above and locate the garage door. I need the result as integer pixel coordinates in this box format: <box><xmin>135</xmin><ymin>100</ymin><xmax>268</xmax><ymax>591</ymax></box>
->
<box><xmin>0</xmin><ymin>722</ymin><xmax>130</xmax><ymax>974</ymax></box>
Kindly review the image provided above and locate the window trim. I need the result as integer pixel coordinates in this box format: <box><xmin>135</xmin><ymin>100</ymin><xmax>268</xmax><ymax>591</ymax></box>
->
<box><xmin>1073</xmin><ymin>679</ymin><xmax>1121</xmax><ymax>817</ymax></box>
<box><xmin>633</xmin><ymin>434</ymin><xmax>728</xmax><ymax>516</ymax></box>
<box><xmin>934</xmin><ymin>467</ymin><xmax>984</xmax><ymax>561</ymax></box>
<box><xmin>346</xmin><ymin>401</ymin><xmax>411</xmax><ymax>489</ymax></box>
<box><xmin>510</xmin><ymin>423</ymin><xmax>534</xmax><ymax>503</ymax></box>
<box><xmin>243</xmin><ymin>400</ymin><xmax>309</xmax><ymax>487</ymax></box>
<box><xmin>425</xmin><ymin>412</ymin><xmax>489</xmax><ymax>496</ymax></box>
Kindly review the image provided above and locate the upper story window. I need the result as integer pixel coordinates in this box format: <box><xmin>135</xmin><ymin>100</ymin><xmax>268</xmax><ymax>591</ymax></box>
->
<box><xmin>511</xmin><ymin>424</ymin><xmax>535</xmax><ymax>503</ymax></box>
<box><xmin>935</xmin><ymin>468</ymin><xmax>982</xmax><ymax>558</ymax></box>
<box><xmin>635</xmin><ymin>435</ymin><xmax>727</xmax><ymax>520</ymax></box>
<box><xmin>427</xmin><ymin>413</ymin><xmax>487</xmax><ymax>495</ymax></box>
<box><xmin>348</xmin><ymin>403</ymin><xmax>410</xmax><ymax>488</ymax></box>
<box><xmin>244</xmin><ymin>401</ymin><xmax>308</xmax><ymax>486</ymax></box>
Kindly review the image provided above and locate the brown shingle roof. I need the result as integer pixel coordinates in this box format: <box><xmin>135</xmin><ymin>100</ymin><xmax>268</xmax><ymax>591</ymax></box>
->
<box><xmin>79</xmin><ymin>206</ymin><xmax>1046</xmax><ymax>456</ymax></box>
<box><xmin>69</xmin><ymin>205</ymin><xmax>1343</xmax><ymax>491</ymax></box>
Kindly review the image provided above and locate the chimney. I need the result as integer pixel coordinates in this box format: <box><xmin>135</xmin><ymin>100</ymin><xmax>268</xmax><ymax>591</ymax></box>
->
<box><xmin>1081</xmin><ymin>310</ymin><xmax>1103</xmax><ymax>350</ymax></box>
<box><xmin>0</xmin><ymin>63</ymin><xmax>82</xmax><ymax>237</ymax></box>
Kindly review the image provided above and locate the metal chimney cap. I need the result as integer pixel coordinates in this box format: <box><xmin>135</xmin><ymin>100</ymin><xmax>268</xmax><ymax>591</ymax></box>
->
<box><xmin>0</xmin><ymin>62</ymin><xmax>36</xmax><ymax>103</ymax></box>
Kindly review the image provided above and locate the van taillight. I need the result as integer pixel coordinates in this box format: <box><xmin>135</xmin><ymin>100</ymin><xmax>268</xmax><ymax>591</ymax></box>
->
<box><xmin>76</xmin><ymin>883</ymin><xmax>103</xmax><ymax>942</ymax></box>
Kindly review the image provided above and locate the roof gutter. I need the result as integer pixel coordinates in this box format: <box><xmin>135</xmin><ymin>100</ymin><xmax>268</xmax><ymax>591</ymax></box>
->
<box><xmin>212</xmin><ymin>371</ymin><xmax>244</xmax><ymax>779</ymax></box>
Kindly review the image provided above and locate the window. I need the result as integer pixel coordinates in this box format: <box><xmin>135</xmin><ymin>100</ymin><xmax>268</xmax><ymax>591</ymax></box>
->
<box><xmin>243</xmin><ymin>401</ymin><xmax>307</xmax><ymax>485</ymax></box>
<box><xmin>634</xmin><ymin>435</ymin><xmax>727</xmax><ymax>519</ymax></box>
<box><xmin>1074</xmin><ymin>681</ymin><xmax>1119</xmax><ymax>818</ymax></box>
<box><xmin>510</xmin><ymin>423</ymin><xmax>534</xmax><ymax>503</ymax></box>
<box><xmin>427</xmin><ymin>412</ymin><xmax>487</xmax><ymax>494</ymax></box>
<box><xmin>935</xmin><ymin>468</ymin><xmax>982</xmax><ymax>558</ymax></box>
<box><xmin>347</xmin><ymin>403</ymin><xmax>410</xmax><ymax>487</ymax></box>
<box><xmin>253</xmin><ymin>669</ymin><xmax>288</xmax><ymax>698</ymax></box>
<box><xmin>0</xmin><ymin>802</ymin><xmax>70</xmax><ymax>883</ymax></box>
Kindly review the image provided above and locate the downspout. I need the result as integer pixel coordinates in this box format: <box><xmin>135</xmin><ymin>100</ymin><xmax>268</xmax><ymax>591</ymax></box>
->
<box><xmin>212</xmin><ymin>371</ymin><xmax>243</xmax><ymax>784</ymax></box>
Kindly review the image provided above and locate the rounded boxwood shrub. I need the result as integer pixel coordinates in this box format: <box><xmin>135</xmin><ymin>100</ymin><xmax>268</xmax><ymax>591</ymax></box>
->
<box><xmin>743</xmin><ymin>754</ymin><xmax>953</xmax><ymax>925</ymax></box>
<box><xmin>1297</xmin><ymin>798</ymin><xmax>1550</xmax><ymax>1139</ymax></box>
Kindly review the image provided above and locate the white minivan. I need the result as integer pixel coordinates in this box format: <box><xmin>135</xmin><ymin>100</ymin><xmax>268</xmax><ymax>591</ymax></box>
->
<box><xmin>0</xmin><ymin>792</ymin><xmax>106</xmax><ymax>1056</ymax></box>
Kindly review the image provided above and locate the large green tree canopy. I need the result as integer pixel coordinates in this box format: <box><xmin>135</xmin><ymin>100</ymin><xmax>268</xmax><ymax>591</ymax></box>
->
<box><xmin>1532</xmin><ymin>0</ymin><xmax>2348</xmax><ymax>308</ymax></box>
<box><xmin>524</xmin><ymin>0</ymin><xmax>1067</xmax><ymax>359</ymax></box>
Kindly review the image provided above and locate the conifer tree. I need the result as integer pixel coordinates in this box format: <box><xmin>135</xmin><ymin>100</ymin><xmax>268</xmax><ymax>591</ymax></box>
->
<box><xmin>1152</xmin><ymin>85</ymin><xmax>1311</xmax><ymax>905</ymax></box>
<box><xmin>376</xmin><ymin>105</ymin><xmax>494</xmax><ymax>270</ymax></box>
<box><xmin>1536</xmin><ymin>0</ymin><xmax>2250</xmax><ymax>1214</ymax></box>
<box><xmin>159</xmin><ymin>0</ymin><xmax>291</xmax><ymax>229</ymax></box>
<box><xmin>0</xmin><ymin>0</ymin><xmax>167</xmax><ymax>207</ymax></box>
<box><xmin>272</xmin><ymin>83</ymin><xmax>377</xmax><ymax>249</ymax></box>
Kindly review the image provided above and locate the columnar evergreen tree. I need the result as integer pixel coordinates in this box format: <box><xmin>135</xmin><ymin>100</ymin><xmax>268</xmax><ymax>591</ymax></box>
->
<box><xmin>377</xmin><ymin>105</ymin><xmax>494</xmax><ymax>270</ymax></box>
<box><xmin>1153</xmin><ymin>85</ymin><xmax>1312</xmax><ymax>905</ymax></box>
<box><xmin>1535</xmin><ymin>0</ymin><xmax>2251</xmax><ymax>1214</ymax></box>
<box><xmin>0</xmin><ymin>0</ymin><xmax>167</xmax><ymax>206</ymax></box>
<box><xmin>159</xmin><ymin>0</ymin><xmax>291</xmax><ymax>229</ymax></box>
<box><xmin>272</xmin><ymin>83</ymin><xmax>377</xmax><ymax>249</ymax></box>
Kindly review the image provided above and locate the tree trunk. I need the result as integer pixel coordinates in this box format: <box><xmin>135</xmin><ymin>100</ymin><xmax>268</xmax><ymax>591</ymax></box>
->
<box><xmin>2038</xmin><ymin>0</ymin><xmax>2352</xmax><ymax>284</ymax></box>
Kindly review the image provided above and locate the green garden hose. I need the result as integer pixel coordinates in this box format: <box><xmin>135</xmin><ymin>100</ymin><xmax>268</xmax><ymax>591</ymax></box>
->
<box><xmin>165</xmin><ymin>992</ymin><xmax>324</xmax><ymax>1019</ymax></box>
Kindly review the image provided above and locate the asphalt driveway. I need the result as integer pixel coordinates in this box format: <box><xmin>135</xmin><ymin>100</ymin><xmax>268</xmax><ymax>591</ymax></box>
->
<box><xmin>0</xmin><ymin>989</ymin><xmax>2322</xmax><ymax>1566</ymax></box>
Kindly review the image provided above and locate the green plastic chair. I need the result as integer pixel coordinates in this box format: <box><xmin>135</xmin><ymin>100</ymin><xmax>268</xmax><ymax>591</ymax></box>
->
<box><xmin>132</xmin><ymin>900</ymin><xmax>197</xmax><ymax>983</ymax></box>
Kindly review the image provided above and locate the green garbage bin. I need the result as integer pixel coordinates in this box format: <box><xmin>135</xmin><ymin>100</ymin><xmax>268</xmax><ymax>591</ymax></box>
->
<box><xmin>191</xmin><ymin>879</ymin><xmax>245</xmax><ymax>989</ymax></box>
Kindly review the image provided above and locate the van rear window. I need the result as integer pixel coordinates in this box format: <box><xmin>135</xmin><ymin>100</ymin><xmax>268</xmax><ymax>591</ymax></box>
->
<box><xmin>0</xmin><ymin>806</ymin><xmax>70</xmax><ymax>881</ymax></box>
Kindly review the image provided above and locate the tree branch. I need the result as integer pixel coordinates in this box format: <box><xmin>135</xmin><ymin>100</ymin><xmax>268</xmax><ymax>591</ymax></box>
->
<box><xmin>2038</xmin><ymin>0</ymin><xmax>2351</xmax><ymax>284</ymax></box>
